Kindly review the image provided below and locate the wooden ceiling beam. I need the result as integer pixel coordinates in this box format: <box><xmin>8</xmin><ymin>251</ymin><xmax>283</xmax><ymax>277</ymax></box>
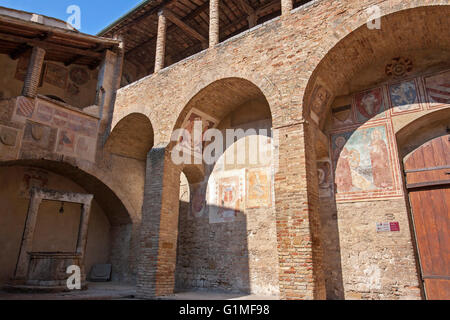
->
<box><xmin>9</xmin><ymin>31</ymin><xmax>53</xmax><ymax>60</ymax></box>
<box><xmin>233</xmin><ymin>0</ymin><xmax>257</xmax><ymax>27</ymax></box>
<box><xmin>0</xmin><ymin>32</ymin><xmax>103</xmax><ymax>58</ymax></box>
<box><xmin>126</xmin><ymin>2</ymin><xmax>210</xmax><ymax>58</ymax></box>
<box><xmin>163</xmin><ymin>9</ymin><xmax>207</xmax><ymax>44</ymax></box>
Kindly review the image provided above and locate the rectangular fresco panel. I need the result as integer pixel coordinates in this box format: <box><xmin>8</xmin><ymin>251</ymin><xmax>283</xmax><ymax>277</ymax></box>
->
<box><xmin>178</xmin><ymin>108</ymin><xmax>219</xmax><ymax>161</ymax></box>
<box><xmin>210</xmin><ymin>169</ymin><xmax>245</xmax><ymax>224</ymax></box>
<box><xmin>317</xmin><ymin>160</ymin><xmax>333</xmax><ymax>198</ymax></box>
<box><xmin>246</xmin><ymin>168</ymin><xmax>272</xmax><ymax>208</ymax></box>
<box><xmin>13</xmin><ymin>97</ymin><xmax>35</xmax><ymax>122</ymax></box>
<box><xmin>332</xmin><ymin>104</ymin><xmax>354</xmax><ymax>128</ymax></box>
<box><xmin>44</xmin><ymin>63</ymin><xmax>68</xmax><ymax>89</ymax></box>
<box><xmin>190</xmin><ymin>183</ymin><xmax>208</xmax><ymax>219</ymax></box>
<box><xmin>331</xmin><ymin>122</ymin><xmax>401</xmax><ymax>202</ymax></box>
<box><xmin>353</xmin><ymin>87</ymin><xmax>387</xmax><ymax>123</ymax></box>
<box><xmin>424</xmin><ymin>69</ymin><xmax>450</xmax><ymax>108</ymax></box>
<box><xmin>18</xmin><ymin>99</ymin><xmax>99</xmax><ymax>162</ymax></box>
<box><xmin>388</xmin><ymin>79</ymin><xmax>422</xmax><ymax>115</ymax></box>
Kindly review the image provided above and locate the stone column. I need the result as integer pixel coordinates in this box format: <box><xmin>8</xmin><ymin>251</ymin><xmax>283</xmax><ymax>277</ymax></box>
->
<box><xmin>22</xmin><ymin>46</ymin><xmax>46</xmax><ymax>98</ymax></box>
<box><xmin>209</xmin><ymin>0</ymin><xmax>220</xmax><ymax>47</ymax></box>
<box><xmin>76</xmin><ymin>196</ymin><xmax>94</xmax><ymax>256</ymax></box>
<box><xmin>281</xmin><ymin>0</ymin><xmax>293</xmax><ymax>15</ymax></box>
<box><xmin>14</xmin><ymin>188</ymin><xmax>42</xmax><ymax>280</ymax></box>
<box><xmin>137</xmin><ymin>145</ymin><xmax>181</xmax><ymax>298</ymax></box>
<box><xmin>274</xmin><ymin>121</ymin><xmax>326</xmax><ymax>300</ymax></box>
<box><xmin>154</xmin><ymin>10</ymin><xmax>167</xmax><ymax>73</ymax></box>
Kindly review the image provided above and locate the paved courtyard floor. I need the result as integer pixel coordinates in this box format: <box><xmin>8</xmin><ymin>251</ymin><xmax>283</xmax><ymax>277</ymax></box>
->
<box><xmin>0</xmin><ymin>283</ymin><xmax>279</xmax><ymax>300</ymax></box>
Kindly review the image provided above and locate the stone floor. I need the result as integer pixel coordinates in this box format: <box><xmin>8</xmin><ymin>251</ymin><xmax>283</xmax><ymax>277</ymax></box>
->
<box><xmin>0</xmin><ymin>283</ymin><xmax>279</xmax><ymax>300</ymax></box>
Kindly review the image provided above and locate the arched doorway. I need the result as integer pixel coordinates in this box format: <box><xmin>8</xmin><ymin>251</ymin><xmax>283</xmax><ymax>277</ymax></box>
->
<box><xmin>403</xmin><ymin>134</ymin><xmax>450</xmax><ymax>300</ymax></box>
<box><xmin>302</xmin><ymin>5</ymin><xmax>450</xmax><ymax>299</ymax></box>
<box><xmin>172</xmin><ymin>77</ymin><xmax>279</xmax><ymax>296</ymax></box>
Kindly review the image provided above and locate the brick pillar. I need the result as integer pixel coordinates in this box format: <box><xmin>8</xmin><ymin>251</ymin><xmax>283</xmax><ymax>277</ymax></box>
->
<box><xmin>274</xmin><ymin>121</ymin><xmax>326</xmax><ymax>300</ymax></box>
<box><xmin>22</xmin><ymin>46</ymin><xmax>45</xmax><ymax>98</ymax></box>
<box><xmin>137</xmin><ymin>145</ymin><xmax>181</xmax><ymax>298</ymax></box>
<box><xmin>209</xmin><ymin>0</ymin><xmax>220</xmax><ymax>47</ymax></box>
<box><xmin>281</xmin><ymin>0</ymin><xmax>293</xmax><ymax>15</ymax></box>
<box><xmin>154</xmin><ymin>10</ymin><xmax>167</xmax><ymax>73</ymax></box>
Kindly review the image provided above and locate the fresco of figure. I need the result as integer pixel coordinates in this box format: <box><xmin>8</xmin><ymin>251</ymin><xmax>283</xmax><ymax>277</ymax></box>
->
<box><xmin>348</xmin><ymin>149</ymin><xmax>373</xmax><ymax>191</ymax></box>
<box><xmin>333</xmin><ymin>136</ymin><xmax>353</xmax><ymax>193</ymax></box>
<box><xmin>191</xmin><ymin>184</ymin><xmax>207</xmax><ymax>218</ymax></box>
<box><xmin>369</xmin><ymin>129</ymin><xmax>393</xmax><ymax>188</ymax></box>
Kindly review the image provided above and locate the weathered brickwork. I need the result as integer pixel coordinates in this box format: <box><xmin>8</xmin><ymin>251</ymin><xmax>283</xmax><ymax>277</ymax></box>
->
<box><xmin>1</xmin><ymin>0</ymin><xmax>449</xmax><ymax>300</ymax></box>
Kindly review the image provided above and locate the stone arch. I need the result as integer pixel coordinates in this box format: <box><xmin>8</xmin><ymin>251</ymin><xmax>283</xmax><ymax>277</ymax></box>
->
<box><xmin>0</xmin><ymin>158</ymin><xmax>137</xmax><ymax>284</ymax></box>
<box><xmin>0</xmin><ymin>159</ymin><xmax>131</xmax><ymax>225</ymax></box>
<box><xmin>170</xmin><ymin>76</ymin><xmax>279</xmax><ymax>295</ymax></box>
<box><xmin>302</xmin><ymin>4</ymin><xmax>450</xmax><ymax>124</ymax></box>
<box><xmin>106</xmin><ymin>112</ymin><xmax>154</xmax><ymax>161</ymax></box>
<box><xmin>300</xmin><ymin>4</ymin><xmax>450</xmax><ymax>300</ymax></box>
<box><xmin>171</xmin><ymin>77</ymin><xmax>272</xmax><ymax>138</ymax></box>
<box><xmin>397</xmin><ymin>108</ymin><xmax>450</xmax><ymax>160</ymax></box>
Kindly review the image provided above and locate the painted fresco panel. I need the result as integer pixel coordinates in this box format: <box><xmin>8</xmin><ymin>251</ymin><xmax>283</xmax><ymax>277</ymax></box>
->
<box><xmin>353</xmin><ymin>87</ymin><xmax>387</xmax><ymax>123</ymax></box>
<box><xmin>332</xmin><ymin>104</ymin><xmax>354</xmax><ymax>128</ymax></box>
<box><xmin>310</xmin><ymin>84</ymin><xmax>331</xmax><ymax>124</ymax></box>
<box><xmin>17</xmin><ymin>99</ymin><xmax>99</xmax><ymax>162</ymax></box>
<box><xmin>317</xmin><ymin>160</ymin><xmax>333</xmax><ymax>198</ymax></box>
<box><xmin>209</xmin><ymin>169</ymin><xmax>245</xmax><ymax>224</ymax></box>
<box><xmin>246</xmin><ymin>168</ymin><xmax>272</xmax><ymax>208</ymax></box>
<box><xmin>331</xmin><ymin>122</ymin><xmax>401</xmax><ymax>202</ymax></box>
<box><xmin>424</xmin><ymin>69</ymin><xmax>450</xmax><ymax>108</ymax></box>
<box><xmin>190</xmin><ymin>183</ymin><xmax>207</xmax><ymax>219</ymax></box>
<box><xmin>388</xmin><ymin>79</ymin><xmax>422</xmax><ymax>115</ymax></box>
<box><xmin>44</xmin><ymin>63</ymin><xmax>68</xmax><ymax>89</ymax></box>
<box><xmin>178</xmin><ymin>108</ymin><xmax>219</xmax><ymax>161</ymax></box>
<box><xmin>13</xmin><ymin>97</ymin><xmax>35</xmax><ymax>123</ymax></box>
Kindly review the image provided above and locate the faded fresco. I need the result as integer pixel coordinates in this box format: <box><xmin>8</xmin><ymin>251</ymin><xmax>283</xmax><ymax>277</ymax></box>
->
<box><xmin>13</xmin><ymin>98</ymin><xmax>99</xmax><ymax>162</ymax></box>
<box><xmin>190</xmin><ymin>183</ymin><xmax>207</xmax><ymax>219</ymax></box>
<box><xmin>178</xmin><ymin>108</ymin><xmax>218</xmax><ymax>160</ymax></box>
<box><xmin>354</xmin><ymin>87</ymin><xmax>386</xmax><ymax>122</ymax></box>
<box><xmin>317</xmin><ymin>160</ymin><xmax>333</xmax><ymax>198</ymax></box>
<box><xmin>246</xmin><ymin>168</ymin><xmax>272</xmax><ymax>208</ymax></box>
<box><xmin>388</xmin><ymin>79</ymin><xmax>422</xmax><ymax>115</ymax></box>
<box><xmin>332</xmin><ymin>124</ymin><xmax>395</xmax><ymax>200</ymax></box>
<box><xmin>209</xmin><ymin>169</ymin><xmax>245</xmax><ymax>224</ymax></box>
<box><xmin>0</xmin><ymin>125</ymin><xmax>20</xmax><ymax>160</ymax></box>
<box><xmin>44</xmin><ymin>63</ymin><xmax>68</xmax><ymax>89</ymax></box>
<box><xmin>424</xmin><ymin>69</ymin><xmax>450</xmax><ymax>107</ymax></box>
<box><xmin>19</xmin><ymin>168</ymin><xmax>49</xmax><ymax>199</ymax></box>
<box><xmin>332</xmin><ymin>104</ymin><xmax>354</xmax><ymax>128</ymax></box>
<box><xmin>310</xmin><ymin>84</ymin><xmax>331</xmax><ymax>124</ymax></box>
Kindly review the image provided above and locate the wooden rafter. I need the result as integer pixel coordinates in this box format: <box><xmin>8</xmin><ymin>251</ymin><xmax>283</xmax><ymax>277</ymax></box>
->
<box><xmin>0</xmin><ymin>32</ymin><xmax>104</xmax><ymax>58</ymax></box>
<box><xmin>164</xmin><ymin>9</ymin><xmax>207</xmax><ymax>44</ymax></box>
<box><xmin>126</xmin><ymin>2</ymin><xmax>210</xmax><ymax>58</ymax></box>
<box><xmin>9</xmin><ymin>31</ymin><xmax>53</xmax><ymax>60</ymax></box>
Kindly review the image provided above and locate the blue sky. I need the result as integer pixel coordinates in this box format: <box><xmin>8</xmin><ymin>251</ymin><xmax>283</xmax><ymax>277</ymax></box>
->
<box><xmin>0</xmin><ymin>0</ymin><xmax>145</xmax><ymax>35</ymax></box>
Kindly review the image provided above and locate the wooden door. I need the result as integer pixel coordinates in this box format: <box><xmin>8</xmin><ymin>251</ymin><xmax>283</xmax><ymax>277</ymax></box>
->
<box><xmin>404</xmin><ymin>134</ymin><xmax>450</xmax><ymax>300</ymax></box>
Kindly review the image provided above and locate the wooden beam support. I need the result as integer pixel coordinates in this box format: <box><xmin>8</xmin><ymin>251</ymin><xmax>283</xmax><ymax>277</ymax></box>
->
<box><xmin>125</xmin><ymin>2</ymin><xmax>210</xmax><ymax>58</ymax></box>
<box><xmin>164</xmin><ymin>9</ymin><xmax>207</xmax><ymax>44</ymax></box>
<box><xmin>9</xmin><ymin>32</ymin><xmax>53</xmax><ymax>60</ymax></box>
<box><xmin>0</xmin><ymin>32</ymin><xmax>103</xmax><ymax>59</ymax></box>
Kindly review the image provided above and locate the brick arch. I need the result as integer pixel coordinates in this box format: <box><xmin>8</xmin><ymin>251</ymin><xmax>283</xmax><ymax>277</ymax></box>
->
<box><xmin>106</xmin><ymin>112</ymin><xmax>154</xmax><ymax>161</ymax></box>
<box><xmin>0</xmin><ymin>158</ymin><xmax>135</xmax><ymax>226</ymax></box>
<box><xmin>170</xmin><ymin>77</ymin><xmax>272</xmax><ymax>140</ymax></box>
<box><xmin>301</xmin><ymin>2</ymin><xmax>450</xmax><ymax>123</ymax></box>
<box><xmin>397</xmin><ymin>107</ymin><xmax>450</xmax><ymax>160</ymax></box>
